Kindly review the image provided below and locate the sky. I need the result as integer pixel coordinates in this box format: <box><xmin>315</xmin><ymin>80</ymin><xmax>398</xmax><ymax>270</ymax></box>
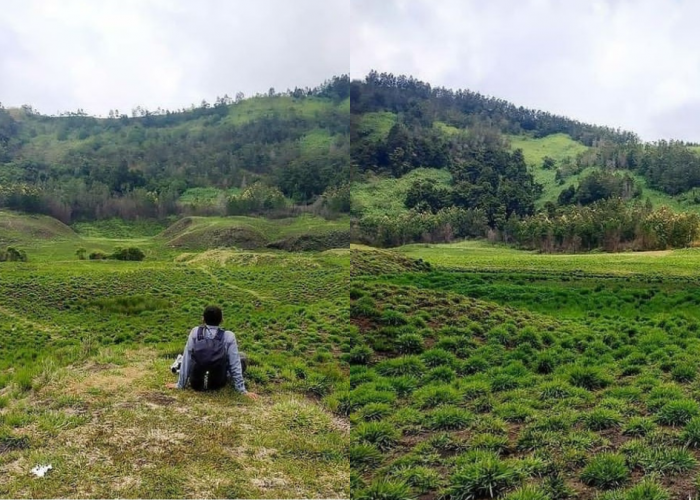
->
<box><xmin>0</xmin><ymin>0</ymin><xmax>349</xmax><ymax>117</ymax></box>
<box><xmin>351</xmin><ymin>0</ymin><xmax>700</xmax><ymax>142</ymax></box>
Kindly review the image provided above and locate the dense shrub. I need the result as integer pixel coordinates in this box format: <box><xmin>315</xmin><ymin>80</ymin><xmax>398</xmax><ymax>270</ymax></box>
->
<box><xmin>111</xmin><ymin>247</ymin><xmax>145</xmax><ymax>261</ymax></box>
<box><xmin>580</xmin><ymin>453</ymin><xmax>629</xmax><ymax>489</ymax></box>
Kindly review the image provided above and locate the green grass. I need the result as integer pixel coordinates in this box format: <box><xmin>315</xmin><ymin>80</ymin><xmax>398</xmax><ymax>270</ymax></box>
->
<box><xmin>351</xmin><ymin>168</ymin><xmax>452</xmax><ymax>218</ymax></box>
<box><xmin>508</xmin><ymin>133</ymin><xmax>589</xmax><ymax>167</ymax></box>
<box><xmin>299</xmin><ymin>128</ymin><xmax>335</xmax><ymax>155</ymax></box>
<box><xmin>71</xmin><ymin>218</ymin><xmax>174</xmax><ymax>238</ymax></box>
<box><xmin>0</xmin><ymin>210</ymin><xmax>77</xmax><ymax>246</ymax></box>
<box><xmin>0</xmin><ymin>211</ymin><xmax>351</xmax><ymax>497</ymax></box>
<box><xmin>161</xmin><ymin>213</ymin><xmax>351</xmax><ymax>251</ymax></box>
<box><xmin>350</xmin><ymin>245</ymin><xmax>700</xmax><ymax>498</ymax></box>
<box><xmin>433</xmin><ymin>121</ymin><xmax>462</xmax><ymax>136</ymax></box>
<box><xmin>224</xmin><ymin>95</ymin><xmax>339</xmax><ymax>127</ymax></box>
<box><xmin>507</xmin><ymin>133</ymin><xmax>590</xmax><ymax>207</ymax></box>
<box><xmin>395</xmin><ymin>240</ymin><xmax>700</xmax><ymax>276</ymax></box>
<box><xmin>355</xmin><ymin>111</ymin><xmax>397</xmax><ymax>142</ymax></box>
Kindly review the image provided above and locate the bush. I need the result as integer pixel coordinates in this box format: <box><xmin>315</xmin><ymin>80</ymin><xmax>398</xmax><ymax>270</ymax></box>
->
<box><xmin>671</xmin><ymin>362</ymin><xmax>697</xmax><ymax>382</ymax></box>
<box><xmin>584</xmin><ymin>409</ymin><xmax>622</xmax><ymax>431</ymax></box>
<box><xmin>656</xmin><ymin>399</ymin><xmax>700</xmax><ymax>426</ymax></box>
<box><xmin>395</xmin><ymin>333</ymin><xmax>424</xmax><ymax>354</ymax></box>
<box><xmin>445</xmin><ymin>455</ymin><xmax>520</xmax><ymax>500</ymax></box>
<box><xmin>567</xmin><ymin>365</ymin><xmax>612</xmax><ymax>390</ymax></box>
<box><xmin>624</xmin><ymin>478</ymin><xmax>670</xmax><ymax>500</ymax></box>
<box><xmin>682</xmin><ymin>417</ymin><xmax>700</xmax><ymax>447</ymax></box>
<box><xmin>424</xmin><ymin>366</ymin><xmax>456</xmax><ymax>384</ymax></box>
<box><xmin>355</xmin><ymin>421</ymin><xmax>401</xmax><ymax>451</ymax></box>
<box><xmin>111</xmin><ymin>247</ymin><xmax>145</xmax><ymax>261</ymax></box>
<box><xmin>357</xmin><ymin>403</ymin><xmax>393</xmax><ymax>422</ymax></box>
<box><xmin>622</xmin><ymin>417</ymin><xmax>657</xmax><ymax>437</ymax></box>
<box><xmin>355</xmin><ymin>479</ymin><xmax>415</xmax><ymax>500</ymax></box>
<box><xmin>348</xmin><ymin>345</ymin><xmax>374</xmax><ymax>365</ymax></box>
<box><xmin>375</xmin><ymin>357</ymin><xmax>425</xmax><ymax>377</ymax></box>
<box><xmin>503</xmin><ymin>485</ymin><xmax>550</xmax><ymax>500</ymax></box>
<box><xmin>0</xmin><ymin>246</ymin><xmax>27</xmax><ymax>262</ymax></box>
<box><xmin>226</xmin><ymin>183</ymin><xmax>287</xmax><ymax>215</ymax></box>
<box><xmin>390</xmin><ymin>466</ymin><xmax>441</xmax><ymax>495</ymax></box>
<box><xmin>638</xmin><ymin>447</ymin><xmax>697</xmax><ymax>475</ymax></box>
<box><xmin>349</xmin><ymin>444</ymin><xmax>383</xmax><ymax>471</ymax></box>
<box><xmin>413</xmin><ymin>385</ymin><xmax>461</xmax><ymax>409</ymax></box>
<box><xmin>381</xmin><ymin>310</ymin><xmax>408</xmax><ymax>326</ymax></box>
<box><xmin>428</xmin><ymin>407</ymin><xmax>474</xmax><ymax>431</ymax></box>
<box><xmin>88</xmin><ymin>251</ymin><xmax>109</xmax><ymax>260</ymax></box>
<box><xmin>580</xmin><ymin>453</ymin><xmax>629</xmax><ymax>489</ymax></box>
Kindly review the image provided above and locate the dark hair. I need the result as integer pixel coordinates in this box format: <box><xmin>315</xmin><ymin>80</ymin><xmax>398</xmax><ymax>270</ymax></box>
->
<box><xmin>203</xmin><ymin>306</ymin><xmax>223</xmax><ymax>326</ymax></box>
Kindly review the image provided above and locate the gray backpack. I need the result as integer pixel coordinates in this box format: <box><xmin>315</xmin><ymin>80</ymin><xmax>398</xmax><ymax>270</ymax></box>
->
<box><xmin>190</xmin><ymin>327</ymin><xmax>228</xmax><ymax>391</ymax></box>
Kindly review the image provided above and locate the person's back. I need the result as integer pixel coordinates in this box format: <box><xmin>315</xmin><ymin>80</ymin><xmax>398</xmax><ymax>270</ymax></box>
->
<box><xmin>167</xmin><ymin>305</ymin><xmax>258</xmax><ymax>400</ymax></box>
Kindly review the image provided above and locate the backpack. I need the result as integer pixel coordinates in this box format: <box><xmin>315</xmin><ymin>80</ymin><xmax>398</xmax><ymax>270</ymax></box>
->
<box><xmin>190</xmin><ymin>326</ymin><xmax>228</xmax><ymax>391</ymax></box>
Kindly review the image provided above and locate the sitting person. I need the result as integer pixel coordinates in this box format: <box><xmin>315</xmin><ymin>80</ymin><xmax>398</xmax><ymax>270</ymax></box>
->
<box><xmin>167</xmin><ymin>305</ymin><xmax>258</xmax><ymax>400</ymax></box>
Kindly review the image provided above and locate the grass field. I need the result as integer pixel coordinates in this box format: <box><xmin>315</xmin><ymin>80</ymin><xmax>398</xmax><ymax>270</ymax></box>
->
<box><xmin>0</xmin><ymin>212</ymin><xmax>350</xmax><ymax>498</ymax></box>
<box><xmin>350</xmin><ymin>243</ymin><xmax>700</xmax><ymax>499</ymax></box>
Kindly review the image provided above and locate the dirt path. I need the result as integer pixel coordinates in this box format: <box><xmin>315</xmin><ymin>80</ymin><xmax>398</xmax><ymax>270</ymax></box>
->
<box><xmin>196</xmin><ymin>266</ymin><xmax>272</xmax><ymax>302</ymax></box>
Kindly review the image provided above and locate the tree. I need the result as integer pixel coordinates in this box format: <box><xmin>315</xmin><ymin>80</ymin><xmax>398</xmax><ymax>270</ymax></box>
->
<box><xmin>542</xmin><ymin>156</ymin><xmax>556</xmax><ymax>170</ymax></box>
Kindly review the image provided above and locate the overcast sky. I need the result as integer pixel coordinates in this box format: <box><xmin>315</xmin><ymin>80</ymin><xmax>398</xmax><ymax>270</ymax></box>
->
<box><xmin>351</xmin><ymin>0</ymin><xmax>700</xmax><ymax>142</ymax></box>
<box><xmin>0</xmin><ymin>0</ymin><xmax>348</xmax><ymax>116</ymax></box>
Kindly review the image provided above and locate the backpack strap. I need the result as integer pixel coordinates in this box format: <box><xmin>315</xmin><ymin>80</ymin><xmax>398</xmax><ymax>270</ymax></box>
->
<box><xmin>196</xmin><ymin>326</ymin><xmax>205</xmax><ymax>341</ymax></box>
<box><xmin>215</xmin><ymin>328</ymin><xmax>225</xmax><ymax>341</ymax></box>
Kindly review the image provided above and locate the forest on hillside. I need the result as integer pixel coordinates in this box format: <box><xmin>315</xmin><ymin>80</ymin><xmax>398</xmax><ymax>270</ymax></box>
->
<box><xmin>351</xmin><ymin>72</ymin><xmax>700</xmax><ymax>251</ymax></box>
<box><xmin>0</xmin><ymin>75</ymin><xmax>351</xmax><ymax>223</ymax></box>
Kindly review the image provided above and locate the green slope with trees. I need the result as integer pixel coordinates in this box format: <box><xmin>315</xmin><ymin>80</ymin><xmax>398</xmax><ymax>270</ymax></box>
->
<box><xmin>0</xmin><ymin>76</ymin><xmax>350</xmax><ymax>223</ymax></box>
<box><xmin>351</xmin><ymin>72</ymin><xmax>700</xmax><ymax>252</ymax></box>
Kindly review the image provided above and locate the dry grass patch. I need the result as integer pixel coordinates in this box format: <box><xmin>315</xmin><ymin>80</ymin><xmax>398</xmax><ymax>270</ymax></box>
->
<box><xmin>0</xmin><ymin>347</ymin><xmax>349</xmax><ymax>499</ymax></box>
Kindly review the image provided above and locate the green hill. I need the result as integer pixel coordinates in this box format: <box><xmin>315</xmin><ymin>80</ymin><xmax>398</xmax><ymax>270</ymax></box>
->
<box><xmin>0</xmin><ymin>76</ymin><xmax>350</xmax><ymax>222</ymax></box>
<box><xmin>350</xmin><ymin>72</ymin><xmax>700</xmax><ymax>250</ymax></box>
<box><xmin>160</xmin><ymin>214</ymin><xmax>351</xmax><ymax>251</ymax></box>
<box><xmin>0</xmin><ymin>210</ymin><xmax>78</xmax><ymax>246</ymax></box>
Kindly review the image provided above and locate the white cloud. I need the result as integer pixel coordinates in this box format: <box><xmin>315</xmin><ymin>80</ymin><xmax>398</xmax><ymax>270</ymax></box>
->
<box><xmin>0</xmin><ymin>0</ymin><xmax>349</xmax><ymax>116</ymax></box>
<box><xmin>351</xmin><ymin>0</ymin><xmax>700</xmax><ymax>142</ymax></box>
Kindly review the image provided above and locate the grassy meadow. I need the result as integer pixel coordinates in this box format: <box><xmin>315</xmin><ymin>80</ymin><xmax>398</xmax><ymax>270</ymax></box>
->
<box><xmin>0</xmin><ymin>212</ymin><xmax>350</xmax><ymax>498</ymax></box>
<box><xmin>350</xmin><ymin>243</ymin><xmax>700</xmax><ymax>500</ymax></box>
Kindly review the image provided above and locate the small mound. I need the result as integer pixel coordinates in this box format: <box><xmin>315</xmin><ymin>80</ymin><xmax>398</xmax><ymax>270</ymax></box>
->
<box><xmin>0</xmin><ymin>211</ymin><xmax>78</xmax><ymax>243</ymax></box>
<box><xmin>159</xmin><ymin>217</ymin><xmax>195</xmax><ymax>239</ymax></box>
<box><xmin>266</xmin><ymin>230</ymin><xmax>350</xmax><ymax>252</ymax></box>
<box><xmin>168</xmin><ymin>226</ymin><xmax>268</xmax><ymax>250</ymax></box>
<box><xmin>351</xmin><ymin>247</ymin><xmax>432</xmax><ymax>276</ymax></box>
<box><xmin>176</xmin><ymin>249</ymin><xmax>284</xmax><ymax>267</ymax></box>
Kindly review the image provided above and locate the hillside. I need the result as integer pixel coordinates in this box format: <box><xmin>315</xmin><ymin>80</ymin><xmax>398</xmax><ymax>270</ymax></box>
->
<box><xmin>160</xmin><ymin>214</ymin><xmax>351</xmax><ymax>252</ymax></box>
<box><xmin>0</xmin><ymin>76</ymin><xmax>350</xmax><ymax>223</ymax></box>
<box><xmin>0</xmin><ymin>210</ymin><xmax>78</xmax><ymax>247</ymax></box>
<box><xmin>350</xmin><ymin>72</ymin><xmax>700</xmax><ymax>251</ymax></box>
<box><xmin>0</xmin><ymin>211</ymin><xmax>351</xmax><ymax>261</ymax></box>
